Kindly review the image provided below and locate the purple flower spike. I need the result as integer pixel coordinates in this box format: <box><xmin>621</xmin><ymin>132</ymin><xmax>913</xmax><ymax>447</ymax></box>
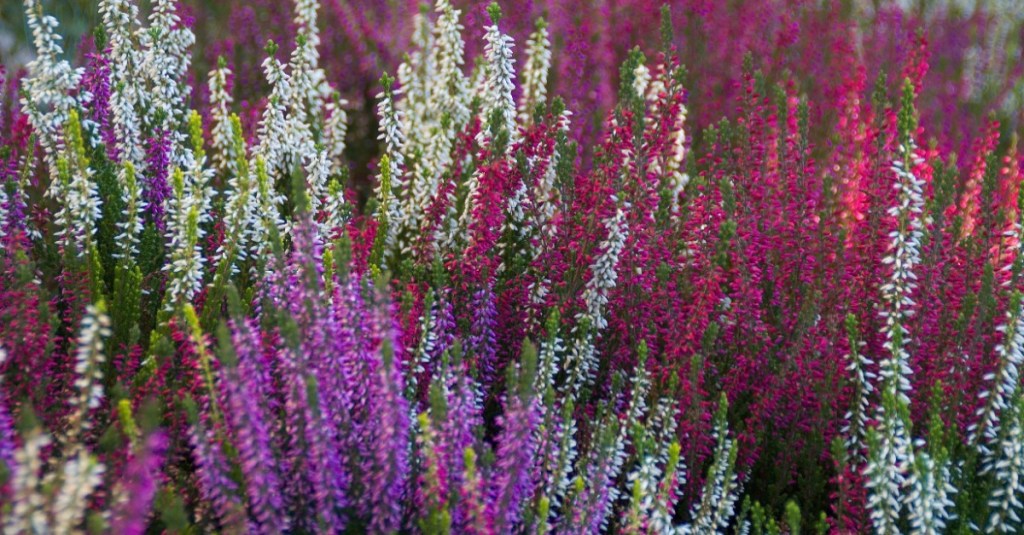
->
<box><xmin>221</xmin><ymin>320</ymin><xmax>288</xmax><ymax>534</ymax></box>
<box><xmin>143</xmin><ymin>130</ymin><xmax>172</xmax><ymax>230</ymax></box>
<box><xmin>489</xmin><ymin>385</ymin><xmax>539</xmax><ymax>533</ymax></box>
<box><xmin>111</xmin><ymin>432</ymin><xmax>168</xmax><ymax>535</ymax></box>
<box><xmin>469</xmin><ymin>281</ymin><xmax>498</xmax><ymax>385</ymax></box>
<box><xmin>366</xmin><ymin>339</ymin><xmax>411</xmax><ymax>534</ymax></box>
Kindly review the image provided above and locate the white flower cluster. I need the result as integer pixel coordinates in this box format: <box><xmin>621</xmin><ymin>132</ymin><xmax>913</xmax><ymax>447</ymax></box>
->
<box><xmin>248</xmin><ymin>52</ymin><xmax>291</xmax><ymax>238</ymax></box>
<box><xmin>623</xmin><ymin>400</ymin><xmax>683</xmax><ymax>533</ymax></box>
<box><xmin>381</xmin><ymin>0</ymin><xmax>559</xmax><ymax>266</ymax></box>
<box><xmin>99</xmin><ymin>0</ymin><xmax>149</xmax><ymax>258</ymax></box>
<box><xmin>0</xmin><ymin>187</ymin><xmax>8</xmax><ymax>239</ymax></box>
<box><xmin>101</xmin><ymin>0</ymin><xmax>197</xmax><ymax>253</ymax></box>
<box><xmin>115</xmin><ymin>161</ymin><xmax>147</xmax><ymax>259</ymax></box>
<box><xmin>563</xmin><ymin>412</ymin><xmax>629</xmax><ymax>532</ymax></box>
<box><xmin>622</xmin><ymin>370</ymin><xmax>684</xmax><ymax>532</ymax></box>
<box><xmin>550</xmin><ymin>409</ymin><xmax>579</xmax><ymax>509</ymax></box>
<box><xmin>582</xmin><ymin>206</ymin><xmax>629</xmax><ymax>331</ymax></box>
<box><xmin>410</xmin><ymin>295</ymin><xmax>440</xmax><ymax>387</ymax></box>
<box><xmin>972</xmin><ymin>301</ymin><xmax>1024</xmax><ymax>454</ymax></box>
<box><xmin>59</xmin><ymin>161</ymin><xmax>101</xmax><ymax>256</ymax></box>
<box><xmin>292</xmin><ymin>0</ymin><xmax>332</xmax><ymax>107</ymax></box>
<box><xmin>165</xmin><ymin>140</ymin><xmax>213</xmax><ymax>307</ymax></box>
<box><xmin>579</xmin><ymin>364</ymin><xmax>654</xmax><ymax>531</ymax></box>
<box><xmin>621</xmin><ymin>357</ymin><xmax>653</xmax><ymax>444</ymax></box>
<box><xmin>163</xmin><ymin>112</ymin><xmax>214</xmax><ymax>306</ymax></box>
<box><xmin>54</xmin><ymin>112</ymin><xmax>103</xmax><ymax>256</ymax></box>
<box><xmin>20</xmin><ymin>0</ymin><xmax>84</xmax><ymax>184</ymax></box>
<box><xmin>21</xmin><ymin>0</ymin><xmax>98</xmax><ymax>248</ymax></box>
<box><xmin>906</xmin><ymin>445</ymin><xmax>956</xmax><ymax>535</ymax></box>
<box><xmin>878</xmin><ymin>144</ymin><xmax>926</xmax><ymax>400</ymax></box>
<box><xmin>70</xmin><ymin>303</ymin><xmax>112</xmax><ymax>435</ymax></box>
<box><xmin>975</xmin><ymin>236</ymin><xmax>1024</xmax><ymax>533</ymax></box>
<box><xmin>4</xmin><ymin>428</ymin><xmax>106</xmax><ymax>534</ymax></box>
<box><xmin>645</xmin><ymin>407</ymin><xmax>685</xmax><ymax>533</ymax></box>
<box><xmin>664</xmin><ymin>103</ymin><xmax>690</xmax><ymax>217</ymax></box>
<box><xmin>542</xmin><ymin>331</ymin><xmax>700</xmax><ymax>534</ymax></box>
<box><xmin>632</xmin><ymin>63</ymin><xmax>652</xmax><ymax>102</ymax></box>
<box><xmin>396</xmin><ymin>12</ymin><xmax>435</xmax><ymax>147</ymax></box>
<box><xmin>865</xmin><ymin>138</ymin><xmax>960</xmax><ymax>535</ymax></box>
<box><xmin>323</xmin><ymin>177</ymin><xmax>349</xmax><ymax>238</ymax></box>
<box><xmin>213</xmin><ymin>118</ymin><xmax>253</xmax><ymax>277</ymax></box>
<box><xmin>535</xmin><ymin>324</ymin><xmax>565</xmax><ymax>400</ymax></box>
<box><xmin>2</xmin><ymin>301</ymin><xmax>111</xmax><ymax>532</ymax></box>
<box><xmin>3</xmin><ymin>428</ymin><xmax>103</xmax><ymax>532</ymax></box>
<box><xmin>986</xmin><ymin>396</ymin><xmax>1024</xmax><ymax>533</ymax></box>
<box><xmin>377</xmin><ymin>75</ymin><xmax>407</xmax><ymax>166</ymax></box>
<box><xmin>208</xmin><ymin>60</ymin><xmax>236</xmax><ymax>175</ymax></box>
<box><xmin>322</xmin><ymin>93</ymin><xmax>349</xmax><ymax>171</ymax></box>
<box><xmin>101</xmin><ymin>0</ymin><xmax>146</xmax><ymax>170</ymax></box>
<box><xmin>494</xmin><ymin>40</ymin><xmax>559</xmax><ymax>268</ymax></box>
<box><xmin>375</xmin><ymin>79</ymin><xmax>407</xmax><ymax>262</ymax></box>
<box><xmin>2</xmin><ymin>428</ymin><xmax>47</xmax><ymax>533</ymax></box>
<box><xmin>518</xmin><ymin>20</ymin><xmax>551</xmax><ymax>126</ymax></box>
<box><xmin>383</xmin><ymin>0</ymin><xmax>478</xmax><ymax>254</ymax></box>
<box><xmin>865</xmin><ymin>142</ymin><xmax>927</xmax><ymax>535</ymax></box>
<box><xmin>397</xmin><ymin>12</ymin><xmax>439</xmax><ymax>241</ymax></box>
<box><xmin>567</xmin><ymin>206</ymin><xmax>629</xmax><ymax>397</ymax></box>
<box><xmin>206</xmin><ymin>0</ymin><xmax>343</xmax><ymax>270</ymax></box>
<box><xmin>680</xmin><ymin>399</ymin><xmax>742</xmax><ymax>535</ymax></box>
<box><xmin>47</xmin><ymin>448</ymin><xmax>106</xmax><ymax>533</ymax></box>
<box><xmin>865</xmin><ymin>389</ymin><xmax>913</xmax><ymax>534</ymax></box>
<box><xmin>140</xmin><ymin>0</ymin><xmax>195</xmax><ymax>164</ymax></box>
<box><xmin>496</xmin><ymin>178</ymin><xmax>533</xmax><ymax>272</ymax></box>
<box><xmin>618</xmin><ymin>384</ymin><xmax>742</xmax><ymax>535</ymax></box>
<box><xmin>842</xmin><ymin>332</ymin><xmax>875</xmax><ymax>458</ymax></box>
<box><xmin>287</xmin><ymin>0</ymin><xmax>335</xmax><ymax>213</ymax></box>
<box><xmin>531</xmin><ymin>323</ymin><xmax>578</xmax><ymax>514</ymax></box>
<box><xmin>479</xmin><ymin>15</ymin><xmax>517</xmax><ymax>144</ymax></box>
<box><xmin>644</xmin><ymin>57</ymin><xmax>690</xmax><ymax>219</ymax></box>
<box><xmin>432</xmin><ymin>0</ymin><xmax>471</xmax><ymax>129</ymax></box>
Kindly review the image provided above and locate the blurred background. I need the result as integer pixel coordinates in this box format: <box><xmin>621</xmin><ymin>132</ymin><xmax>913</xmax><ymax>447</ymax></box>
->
<box><xmin>3</xmin><ymin>0</ymin><xmax>1023</xmax><ymax>167</ymax></box>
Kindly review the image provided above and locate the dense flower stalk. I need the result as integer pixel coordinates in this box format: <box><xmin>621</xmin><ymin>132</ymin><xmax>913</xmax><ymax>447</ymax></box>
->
<box><xmin>20</xmin><ymin>0</ymin><xmax>83</xmax><ymax>182</ymax></box>
<box><xmin>101</xmin><ymin>0</ymin><xmax>146</xmax><ymax>168</ymax></box>
<box><xmin>365</xmin><ymin>340</ymin><xmax>412</xmax><ymax>532</ymax></box>
<box><xmin>110</xmin><ymin>432</ymin><xmax>168</xmax><ymax>535</ymax></box>
<box><xmin>865</xmin><ymin>80</ymin><xmax>927</xmax><ymax>535</ymax></box>
<box><xmin>518</xmin><ymin>18</ymin><xmax>551</xmax><ymax>126</ymax></box>
<box><xmin>479</xmin><ymin>4</ymin><xmax>516</xmax><ymax>143</ymax></box>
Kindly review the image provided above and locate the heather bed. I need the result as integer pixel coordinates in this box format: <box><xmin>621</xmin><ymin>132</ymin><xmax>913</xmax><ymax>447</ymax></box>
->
<box><xmin>1</xmin><ymin>0</ymin><xmax>1024</xmax><ymax>533</ymax></box>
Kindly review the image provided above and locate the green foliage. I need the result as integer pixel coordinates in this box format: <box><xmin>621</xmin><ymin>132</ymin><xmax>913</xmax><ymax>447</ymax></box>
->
<box><xmin>110</xmin><ymin>262</ymin><xmax>141</xmax><ymax>353</ymax></box>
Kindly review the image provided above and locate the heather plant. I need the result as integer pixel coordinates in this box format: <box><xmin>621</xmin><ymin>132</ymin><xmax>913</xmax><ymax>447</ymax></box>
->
<box><xmin>2</xmin><ymin>0</ymin><xmax>1024</xmax><ymax>533</ymax></box>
